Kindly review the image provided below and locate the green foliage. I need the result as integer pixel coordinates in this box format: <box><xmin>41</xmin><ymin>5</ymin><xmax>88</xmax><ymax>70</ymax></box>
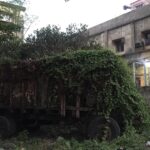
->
<box><xmin>23</xmin><ymin>24</ymin><xmax>102</xmax><ymax>59</ymax></box>
<box><xmin>16</xmin><ymin>130</ymin><xmax>29</xmax><ymax>141</ymax></box>
<box><xmin>0</xmin><ymin>126</ymin><xmax>149</xmax><ymax>150</ymax></box>
<box><xmin>0</xmin><ymin>21</ymin><xmax>21</xmax><ymax>33</ymax></box>
<box><xmin>3</xmin><ymin>49</ymin><xmax>149</xmax><ymax>128</ymax></box>
<box><xmin>50</xmin><ymin>127</ymin><xmax>148</xmax><ymax>150</ymax></box>
<box><xmin>36</xmin><ymin>50</ymin><xmax>148</xmax><ymax>127</ymax></box>
<box><xmin>0</xmin><ymin>21</ymin><xmax>21</xmax><ymax>45</ymax></box>
<box><xmin>0</xmin><ymin>38</ymin><xmax>22</xmax><ymax>62</ymax></box>
<box><xmin>0</xmin><ymin>23</ymin><xmax>101</xmax><ymax>60</ymax></box>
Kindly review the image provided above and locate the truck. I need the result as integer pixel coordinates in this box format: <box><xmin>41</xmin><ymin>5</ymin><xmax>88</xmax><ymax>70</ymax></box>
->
<box><xmin>0</xmin><ymin>50</ymin><xmax>147</xmax><ymax>140</ymax></box>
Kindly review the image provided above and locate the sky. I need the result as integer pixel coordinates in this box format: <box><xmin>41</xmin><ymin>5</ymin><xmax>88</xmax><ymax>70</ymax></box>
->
<box><xmin>25</xmin><ymin>0</ymin><xmax>133</xmax><ymax>36</ymax></box>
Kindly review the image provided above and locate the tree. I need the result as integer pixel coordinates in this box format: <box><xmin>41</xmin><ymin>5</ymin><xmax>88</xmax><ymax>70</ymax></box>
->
<box><xmin>0</xmin><ymin>20</ymin><xmax>22</xmax><ymax>61</ymax></box>
<box><xmin>0</xmin><ymin>1</ymin><xmax>101</xmax><ymax>60</ymax></box>
<box><xmin>21</xmin><ymin>24</ymin><xmax>98</xmax><ymax>59</ymax></box>
<box><xmin>5</xmin><ymin>0</ymin><xmax>37</xmax><ymax>35</ymax></box>
<box><xmin>0</xmin><ymin>1</ymin><xmax>25</xmax><ymax>60</ymax></box>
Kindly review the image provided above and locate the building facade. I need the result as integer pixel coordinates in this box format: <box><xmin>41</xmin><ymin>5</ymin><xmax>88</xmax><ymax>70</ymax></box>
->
<box><xmin>130</xmin><ymin>0</ymin><xmax>150</xmax><ymax>9</ymax></box>
<box><xmin>0</xmin><ymin>1</ymin><xmax>26</xmax><ymax>39</ymax></box>
<box><xmin>88</xmin><ymin>4</ymin><xmax>150</xmax><ymax>87</ymax></box>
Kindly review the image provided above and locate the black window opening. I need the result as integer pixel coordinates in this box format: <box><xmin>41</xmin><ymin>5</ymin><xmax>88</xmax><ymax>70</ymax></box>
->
<box><xmin>142</xmin><ymin>30</ymin><xmax>150</xmax><ymax>46</ymax></box>
<box><xmin>113</xmin><ymin>38</ymin><xmax>125</xmax><ymax>52</ymax></box>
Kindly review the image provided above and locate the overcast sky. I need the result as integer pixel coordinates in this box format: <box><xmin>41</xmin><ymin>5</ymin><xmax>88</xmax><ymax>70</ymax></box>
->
<box><xmin>26</xmin><ymin>0</ymin><xmax>133</xmax><ymax>35</ymax></box>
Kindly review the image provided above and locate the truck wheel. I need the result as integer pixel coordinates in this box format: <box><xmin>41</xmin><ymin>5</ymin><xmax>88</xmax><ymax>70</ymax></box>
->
<box><xmin>0</xmin><ymin>116</ymin><xmax>16</xmax><ymax>138</ymax></box>
<box><xmin>88</xmin><ymin>117</ymin><xmax>120</xmax><ymax>141</ymax></box>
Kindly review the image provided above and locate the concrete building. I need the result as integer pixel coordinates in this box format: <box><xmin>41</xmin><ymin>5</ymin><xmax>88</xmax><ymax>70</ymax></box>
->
<box><xmin>88</xmin><ymin>4</ymin><xmax>150</xmax><ymax>87</ymax></box>
<box><xmin>0</xmin><ymin>1</ymin><xmax>26</xmax><ymax>39</ymax></box>
<box><xmin>130</xmin><ymin>0</ymin><xmax>150</xmax><ymax>9</ymax></box>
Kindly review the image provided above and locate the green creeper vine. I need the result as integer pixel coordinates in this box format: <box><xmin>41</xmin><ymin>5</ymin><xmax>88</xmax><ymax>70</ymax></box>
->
<box><xmin>42</xmin><ymin>50</ymin><xmax>150</xmax><ymax>127</ymax></box>
<box><xmin>0</xmin><ymin>49</ymin><xmax>149</xmax><ymax>129</ymax></box>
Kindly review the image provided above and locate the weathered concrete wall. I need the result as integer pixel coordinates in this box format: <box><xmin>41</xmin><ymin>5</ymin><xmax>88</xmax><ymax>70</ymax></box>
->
<box><xmin>88</xmin><ymin>4</ymin><xmax>150</xmax><ymax>59</ymax></box>
<box><xmin>88</xmin><ymin>5</ymin><xmax>150</xmax><ymax>95</ymax></box>
<box><xmin>90</xmin><ymin>32</ymin><xmax>107</xmax><ymax>48</ymax></box>
<box><xmin>140</xmin><ymin>86</ymin><xmax>150</xmax><ymax>105</ymax></box>
<box><xmin>89</xmin><ymin>22</ymin><xmax>137</xmax><ymax>55</ymax></box>
<box><xmin>124</xmin><ymin>50</ymin><xmax>150</xmax><ymax>62</ymax></box>
<box><xmin>108</xmin><ymin>24</ymin><xmax>133</xmax><ymax>54</ymax></box>
<box><xmin>135</xmin><ymin>17</ymin><xmax>150</xmax><ymax>43</ymax></box>
<box><xmin>88</xmin><ymin>4</ymin><xmax>150</xmax><ymax>37</ymax></box>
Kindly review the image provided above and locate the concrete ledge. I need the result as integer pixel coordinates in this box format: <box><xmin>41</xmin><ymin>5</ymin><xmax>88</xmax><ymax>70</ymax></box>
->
<box><xmin>88</xmin><ymin>5</ymin><xmax>150</xmax><ymax>37</ymax></box>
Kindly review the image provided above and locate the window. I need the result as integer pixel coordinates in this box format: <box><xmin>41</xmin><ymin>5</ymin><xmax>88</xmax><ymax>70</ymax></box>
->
<box><xmin>144</xmin><ymin>31</ymin><xmax>150</xmax><ymax>40</ymax></box>
<box><xmin>113</xmin><ymin>38</ymin><xmax>124</xmax><ymax>52</ymax></box>
<box><xmin>142</xmin><ymin>30</ymin><xmax>150</xmax><ymax>46</ymax></box>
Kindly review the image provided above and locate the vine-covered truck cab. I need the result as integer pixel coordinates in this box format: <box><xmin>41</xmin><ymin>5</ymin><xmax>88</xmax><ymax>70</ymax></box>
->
<box><xmin>0</xmin><ymin>50</ymin><xmax>147</xmax><ymax>139</ymax></box>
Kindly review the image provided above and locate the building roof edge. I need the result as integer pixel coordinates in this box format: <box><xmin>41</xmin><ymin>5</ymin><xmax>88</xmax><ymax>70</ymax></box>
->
<box><xmin>88</xmin><ymin>5</ymin><xmax>150</xmax><ymax>37</ymax></box>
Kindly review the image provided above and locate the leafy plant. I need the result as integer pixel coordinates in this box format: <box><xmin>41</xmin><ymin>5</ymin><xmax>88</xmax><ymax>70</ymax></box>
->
<box><xmin>2</xmin><ymin>49</ymin><xmax>149</xmax><ymax>129</ymax></box>
<box><xmin>0</xmin><ymin>126</ymin><xmax>149</xmax><ymax>150</ymax></box>
<box><xmin>23</xmin><ymin>24</ymin><xmax>102</xmax><ymax>59</ymax></box>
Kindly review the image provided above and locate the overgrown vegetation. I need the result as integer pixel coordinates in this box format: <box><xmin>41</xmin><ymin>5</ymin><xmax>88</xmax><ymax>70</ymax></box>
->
<box><xmin>0</xmin><ymin>22</ymin><xmax>102</xmax><ymax>60</ymax></box>
<box><xmin>1</xmin><ymin>50</ymin><xmax>149</xmax><ymax>129</ymax></box>
<box><xmin>43</xmin><ymin>50</ymin><xmax>149</xmax><ymax>127</ymax></box>
<box><xmin>0</xmin><ymin>125</ymin><xmax>150</xmax><ymax>150</ymax></box>
<box><xmin>49</xmin><ymin>50</ymin><xmax>149</xmax><ymax>126</ymax></box>
<box><xmin>21</xmin><ymin>24</ymin><xmax>102</xmax><ymax>59</ymax></box>
<box><xmin>1</xmin><ymin>3</ymin><xmax>150</xmax><ymax>146</ymax></box>
<box><xmin>0</xmin><ymin>1</ymin><xmax>101</xmax><ymax>59</ymax></box>
<box><xmin>22</xmin><ymin>24</ymin><xmax>90</xmax><ymax>58</ymax></box>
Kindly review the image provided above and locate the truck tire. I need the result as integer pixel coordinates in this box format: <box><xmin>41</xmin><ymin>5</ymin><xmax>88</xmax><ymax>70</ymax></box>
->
<box><xmin>88</xmin><ymin>117</ymin><xmax>120</xmax><ymax>141</ymax></box>
<box><xmin>0</xmin><ymin>116</ymin><xmax>16</xmax><ymax>138</ymax></box>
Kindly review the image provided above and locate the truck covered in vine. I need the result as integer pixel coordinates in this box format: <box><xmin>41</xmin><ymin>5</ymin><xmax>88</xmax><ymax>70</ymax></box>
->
<box><xmin>0</xmin><ymin>50</ymin><xmax>148</xmax><ymax>139</ymax></box>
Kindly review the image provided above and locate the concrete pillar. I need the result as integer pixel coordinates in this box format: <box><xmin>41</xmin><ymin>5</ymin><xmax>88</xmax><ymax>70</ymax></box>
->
<box><xmin>144</xmin><ymin>64</ymin><xmax>147</xmax><ymax>86</ymax></box>
<box><xmin>133</xmin><ymin>62</ymin><xmax>136</xmax><ymax>84</ymax></box>
<box><xmin>105</xmin><ymin>30</ymin><xmax>108</xmax><ymax>48</ymax></box>
<box><xmin>131</xmin><ymin>22</ymin><xmax>135</xmax><ymax>52</ymax></box>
